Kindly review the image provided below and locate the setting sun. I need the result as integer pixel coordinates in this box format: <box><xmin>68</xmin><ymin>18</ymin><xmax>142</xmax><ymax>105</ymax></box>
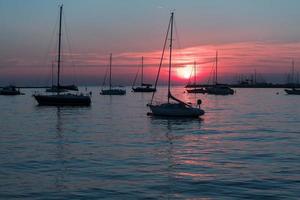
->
<box><xmin>176</xmin><ymin>65</ymin><xmax>193</xmax><ymax>79</ymax></box>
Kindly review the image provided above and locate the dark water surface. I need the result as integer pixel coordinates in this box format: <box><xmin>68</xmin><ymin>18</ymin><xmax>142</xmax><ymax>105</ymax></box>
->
<box><xmin>0</xmin><ymin>87</ymin><xmax>299</xmax><ymax>199</ymax></box>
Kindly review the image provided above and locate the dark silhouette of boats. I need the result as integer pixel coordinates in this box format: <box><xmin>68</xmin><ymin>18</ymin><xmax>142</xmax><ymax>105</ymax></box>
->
<box><xmin>206</xmin><ymin>51</ymin><xmax>234</xmax><ymax>95</ymax></box>
<box><xmin>100</xmin><ymin>88</ymin><xmax>126</xmax><ymax>95</ymax></box>
<box><xmin>46</xmin><ymin>85</ymin><xmax>78</xmax><ymax>93</ymax></box>
<box><xmin>231</xmin><ymin>70</ymin><xmax>276</xmax><ymax>88</ymax></box>
<box><xmin>186</xmin><ymin>87</ymin><xmax>206</xmax><ymax>94</ymax></box>
<box><xmin>132</xmin><ymin>57</ymin><xmax>156</xmax><ymax>92</ymax></box>
<box><xmin>148</xmin><ymin>12</ymin><xmax>204</xmax><ymax>118</ymax></box>
<box><xmin>285</xmin><ymin>60</ymin><xmax>300</xmax><ymax>95</ymax></box>
<box><xmin>0</xmin><ymin>85</ymin><xmax>23</xmax><ymax>95</ymax></box>
<box><xmin>33</xmin><ymin>5</ymin><xmax>91</xmax><ymax>106</ymax></box>
<box><xmin>186</xmin><ymin>61</ymin><xmax>206</xmax><ymax>94</ymax></box>
<box><xmin>206</xmin><ymin>84</ymin><xmax>234</xmax><ymax>95</ymax></box>
<box><xmin>45</xmin><ymin>61</ymin><xmax>79</xmax><ymax>93</ymax></box>
<box><xmin>186</xmin><ymin>88</ymin><xmax>206</xmax><ymax>94</ymax></box>
<box><xmin>285</xmin><ymin>88</ymin><xmax>300</xmax><ymax>95</ymax></box>
<box><xmin>100</xmin><ymin>53</ymin><xmax>126</xmax><ymax>95</ymax></box>
<box><xmin>34</xmin><ymin>93</ymin><xmax>90</xmax><ymax>106</ymax></box>
<box><xmin>132</xmin><ymin>83</ymin><xmax>156</xmax><ymax>92</ymax></box>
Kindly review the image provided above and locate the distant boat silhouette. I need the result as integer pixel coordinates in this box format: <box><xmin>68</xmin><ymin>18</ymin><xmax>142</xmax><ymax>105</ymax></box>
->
<box><xmin>33</xmin><ymin>5</ymin><xmax>91</xmax><ymax>106</ymax></box>
<box><xmin>45</xmin><ymin>39</ymin><xmax>78</xmax><ymax>93</ymax></box>
<box><xmin>46</xmin><ymin>85</ymin><xmax>78</xmax><ymax>93</ymax></box>
<box><xmin>148</xmin><ymin>12</ymin><xmax>204</xmax><ymax>118</ymax></box>
<box><xmin>206</xmin><ymin>51</ymin><xmax>234</xmax><ymax>95</ymax></box>
<box><xmin>186</xmin><ymin>61</ymin><xmax>206</xmax><ymax>94</ymax></box>
<box><xmin>285</xmin><ymin>88</ymin><xmax>300</xmax><ymax>95</ymax></box>
<box><xmin>100</xmin><ymin>53</ymin><xmax>126</xmax><ymax>95</ymax></box>
<box><xmin>45</xmin><ymin>61</ymin><xmax>67</xmax><ymax>93</ymax></box>
<box><xmin>285</xmin><ymin>60</ymin><xmax>300</xmax><ymax>95</ymax></box>
<box><xmin>132</xmin><ymin>57</ymin><xmax>156</xmax><ymax>93</ymax></box>
<box><xmin>0</xmin><ymin>85</ymin><xmax>23</xmax><ymax>95</ymax></box>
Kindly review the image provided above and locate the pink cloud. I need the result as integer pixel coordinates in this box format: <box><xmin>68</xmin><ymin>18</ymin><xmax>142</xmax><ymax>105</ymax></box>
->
<box><xmin>1</xmin><ymin>41</ymin><xmax>300</xmax><ymax>85</ymax></box>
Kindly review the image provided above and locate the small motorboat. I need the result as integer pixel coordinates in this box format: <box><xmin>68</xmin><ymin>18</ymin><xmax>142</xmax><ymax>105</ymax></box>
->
<box><xmin>0</xmin><ymin>85</ymin><xmax>23</xmax><ymax>95</ymax></box>
<box><xmin>186</xmin><ymin>87</ymin><xmax>207</xmax><ymax>94</ymax></box>
<box><xmin>285</xmin><ymin>88</ymin><xmax>300</xmax><ymax>95</ymax></box>
<box><xmin>100</xmin><ymin>88</ymin><xmax>126</xmax><ymax>95</ymax></box>
<box><xmin>132</xmin><ymin>83</ymin><xmax>156</xmax><ymax>93</ymax></box>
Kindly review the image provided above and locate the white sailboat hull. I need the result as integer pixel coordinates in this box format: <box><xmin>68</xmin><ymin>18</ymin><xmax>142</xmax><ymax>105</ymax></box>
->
<box><xmin>149</xmin><ymin>103</ymin><xmax>204</xmax><ymax>118</ymax></box>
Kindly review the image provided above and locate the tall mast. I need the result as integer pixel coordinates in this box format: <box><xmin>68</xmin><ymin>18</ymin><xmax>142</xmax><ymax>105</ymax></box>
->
<box><xmin>168</xmin><ymin>12</ymin><xmax>174</xmax><ymax>103</ymax></box>
<box><xmin>194</xmin><ymin>61</ymin><xmax>196</xmax><ymax>85</ymax></box>
<box><xmin>57</xmin><ymin>5</ymin><xmax>63</xmax><ymax>90</ymax></box>
<box><xmin>215</xmin><ymin>50</ymin><xmax>218</xmax><ymax>85</ymax></box>
<box><xmin>292</xmin><ymin>59</ymin><xmax>295</xmax><ymax>84</ymax></box>
<box><xmin>150</xmin><ymin>11</ymin><xmax>172</xmax><ymax>105</ymax></box>
<box><xmin>141</xmin><ymin>56</ymin><xmax>144</xmax><ymax>85</ymax></box>
<box><xmin>51</xmin><ymin>60</ymin><xmax>54</xmax><ymax>86</ymax></box>
<box><xmin>254</xmin><ymin>69</ymin><xmax>257</xmax><ymax>85</ymax></box>
<box><xmin>109</xmin><ymin>53</ymin><xmax>112</xmax><ymax>90</ymax></box>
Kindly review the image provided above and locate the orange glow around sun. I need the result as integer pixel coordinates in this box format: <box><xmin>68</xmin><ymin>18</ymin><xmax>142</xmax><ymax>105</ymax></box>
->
<box><xmin>176</xmin><ymin>65</ymin><xmax>194</xmax><ymax>79</ymax></box>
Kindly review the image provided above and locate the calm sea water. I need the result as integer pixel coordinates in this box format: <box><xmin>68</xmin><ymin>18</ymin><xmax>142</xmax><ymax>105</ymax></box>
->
<box><xmin>0</xmin><ymin>87</ymin><xmax>299</xmax><ymax>199</ymax></box>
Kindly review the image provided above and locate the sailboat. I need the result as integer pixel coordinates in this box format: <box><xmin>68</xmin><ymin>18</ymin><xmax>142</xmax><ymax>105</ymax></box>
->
<box><xmin>148</xmin><ymin>12</ymin><xmax>204</xmax><ymax>118</ymax></box>
<box><xmin>285</xmin><ymin>60</ymin><xmax>300</xmax><ymax>95</ymax></box>
<box><xmin>0</xmin><ymin>85</ymin><xmax>23</xmax><ymax>95</ymax></box>
<box><xmin>33</xmin><ymin>5</ymin><xmax>91</xmax><ymax>106</ymax></box>
<box><xmin>45</xmin><ymin>61</ymin><xmax>66</xmax><ymax>93</ymax></box>
<box><xmin>45</xmin><ymin>54</ymin><xmax>78</xmax><ymax>93</ymax></box>
<box><xmin>132</xmin><ymin>57</ymin><xmax>156</xmax><ymax>92</ymax></box>
<box><xmin>100</xmin><ymin>53</ymin><xmax>126</xmax><ymax>95</ymax></box>
<box><xmin>285</xmin><ymin>88</ymin><xmax>300</xmax><ymax>95</ymax></box>
<box><xmin>186</xmin><ymin>61</ymin><xmax>207</xmax><ymax>94</ymax></box>
<box><xmin>205</xmin><ymin>51</ymin><xmax>234</xmax><ymax>95</ymax></box>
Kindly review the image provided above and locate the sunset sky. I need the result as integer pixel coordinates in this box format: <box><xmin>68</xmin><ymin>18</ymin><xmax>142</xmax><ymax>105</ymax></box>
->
<box><xmin>0</xmin><ymin>0</ymin><xmax>300</xmax><ymax>86</ymax></box>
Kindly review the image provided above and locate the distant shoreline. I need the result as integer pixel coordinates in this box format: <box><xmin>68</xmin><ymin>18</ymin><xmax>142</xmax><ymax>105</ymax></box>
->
<box><xmin>0</xmin><ymin>86</ymin><xmax>51</xmax><ymax>89</ymax></box>
<box><xmin>1</xmin><ymin>84</ymin><xmax>300</xmax><ymax>89</ymax></box>
<box><xmin>185</xmin><ymin>84</ymin><xmax>300</xmax><ymax>89</ymax></box>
